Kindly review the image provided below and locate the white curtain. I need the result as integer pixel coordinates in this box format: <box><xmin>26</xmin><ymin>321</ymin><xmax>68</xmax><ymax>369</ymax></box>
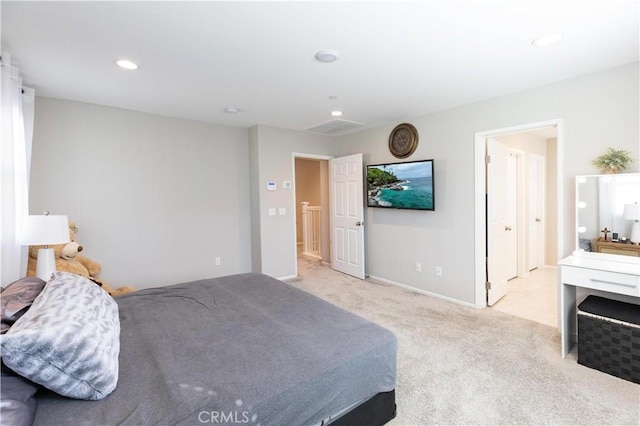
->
<box><xmin>1</xmin><ymin>52</ymin><xmax>35</xmax><ymax>286</ymax></box>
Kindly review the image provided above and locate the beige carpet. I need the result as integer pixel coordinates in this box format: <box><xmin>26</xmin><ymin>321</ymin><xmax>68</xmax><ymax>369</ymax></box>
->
<box><xmin>286</xmin><ymin>256</ymin><xmax>640</xmax><ymax>426</ymax></box>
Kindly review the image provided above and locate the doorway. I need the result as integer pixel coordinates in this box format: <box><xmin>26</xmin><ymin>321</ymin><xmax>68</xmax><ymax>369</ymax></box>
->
<box><xmin>293</xmin><ymin>156</ymin><xmax>330</xmax><ymax>267</ymax></box>
<box><xmin>292</xmin><ymin>153</ymin><xmax>366</xmax><ymax>280</ymax></box>
<box><xmin>474</xmin><ymin>120</ymin><xmax>564</xmax><ymax>327</ymax></box>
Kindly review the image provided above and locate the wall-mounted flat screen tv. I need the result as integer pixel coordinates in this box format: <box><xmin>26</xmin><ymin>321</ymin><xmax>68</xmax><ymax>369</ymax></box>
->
<box><xmin>367</xmin><ymin>159</ymin><xmax>435</xmax><ymax>211</ymax></box>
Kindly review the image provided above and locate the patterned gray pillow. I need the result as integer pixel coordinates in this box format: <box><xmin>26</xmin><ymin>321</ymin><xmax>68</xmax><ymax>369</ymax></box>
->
<box><xmin>0</xmin><ymin>271</ymin><xmax>120</xmax><ymax>400</ymax></box>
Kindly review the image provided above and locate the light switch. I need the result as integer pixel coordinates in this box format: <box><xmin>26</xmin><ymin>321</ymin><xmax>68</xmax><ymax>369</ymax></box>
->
<box><xmin>279</xmin><ymin>208</ymin><xmax>286</xmax><ymax>216</ymax></box>
<box><xmin>268</xmin><ymin>208</ymin><xmax>276</xmax><ymax>216</ymax></box>
<box><xmin>283</xmin><ymin>181</ymin><xmax>292</xmax><ymax>190</ymax></box>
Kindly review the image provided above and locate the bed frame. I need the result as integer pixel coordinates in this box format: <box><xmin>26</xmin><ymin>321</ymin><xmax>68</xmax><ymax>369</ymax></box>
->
<box><xmin>332</xmin><ymin>390</ymin><xmax>396</xmax><ymax>425</ymax></box>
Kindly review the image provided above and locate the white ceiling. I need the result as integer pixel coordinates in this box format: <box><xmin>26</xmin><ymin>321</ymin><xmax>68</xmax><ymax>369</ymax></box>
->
<box><xmin>2</xmin><ymin>1</ymin><xmax>638</xmax><ymax>135</ymax></box>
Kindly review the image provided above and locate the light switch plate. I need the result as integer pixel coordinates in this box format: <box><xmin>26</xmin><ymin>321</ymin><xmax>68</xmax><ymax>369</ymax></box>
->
<box><xmin>282</xmin><ymin>181</ymin><xmax>292</xmax><ymax>190</ymax></box>
<box><xmin>279</xmin><ymin>208</ymin><xmax>286</xmax><ymax>216</ymax></box>
<box><xmin>268</xmin><ymin>208</ymin><xmax>276</xmax><ymax>216</ymax></box>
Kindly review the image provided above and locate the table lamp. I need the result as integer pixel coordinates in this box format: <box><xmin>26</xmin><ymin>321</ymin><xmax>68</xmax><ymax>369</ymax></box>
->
<box><xmin>20</xmin><ymin>213</ymin><xmax>70</xmax><ymax>280</ymax></box>
<box><xmin>623</xmin><ymin>202</ymin><xmax>640</xmax><ymax>244</ymax></box>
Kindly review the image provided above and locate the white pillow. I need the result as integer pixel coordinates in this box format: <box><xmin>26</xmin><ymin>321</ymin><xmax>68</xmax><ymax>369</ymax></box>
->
<box><xmin>0</xmin><ymin>271</ymin><xmax>120</xmax><ymax>400</ymax></box>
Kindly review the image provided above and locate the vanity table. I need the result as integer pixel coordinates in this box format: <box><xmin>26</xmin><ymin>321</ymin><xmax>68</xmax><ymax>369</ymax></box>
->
<box><xmin>560</xmin><ymin>172</ymin><xmax>640</xmax><ymax>357</ymax></box>
<box><xmin>558</xmin><ymin>251</ymin><xmax>640</xmax><ymax>357</ymax></box>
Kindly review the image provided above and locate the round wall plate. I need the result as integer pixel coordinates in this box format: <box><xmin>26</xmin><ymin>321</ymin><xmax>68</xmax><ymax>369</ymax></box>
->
<box><xmin>389</xmin><ymin>123</ymin><xmax>418</xmax><ymax>158</ymax></box>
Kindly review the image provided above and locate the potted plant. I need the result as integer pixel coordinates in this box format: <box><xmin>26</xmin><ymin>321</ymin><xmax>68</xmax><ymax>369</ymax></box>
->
<box><xmin>592</xmin><ymin>147</ymin><xmax>634</xmax><ymax>174</ymax></box>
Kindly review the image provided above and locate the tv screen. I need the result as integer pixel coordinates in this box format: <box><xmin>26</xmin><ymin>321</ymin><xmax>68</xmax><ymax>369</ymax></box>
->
<box><xmin>367</xmin><ymin>159</ymin><xmax>435</xmax><ymax>211</ymax></box>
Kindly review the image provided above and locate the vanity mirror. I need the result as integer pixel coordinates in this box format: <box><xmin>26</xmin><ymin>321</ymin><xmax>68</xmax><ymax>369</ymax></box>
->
<box><xmin>575</xmin><ymin>173</ymin><xmax>640</xmax><ymax>259</ymax></box>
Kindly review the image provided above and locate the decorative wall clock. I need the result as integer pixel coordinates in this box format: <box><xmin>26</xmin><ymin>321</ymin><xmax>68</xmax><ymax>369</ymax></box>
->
<box><xmin>389</xmin><ymin>123</ymin><xmax>418</xmax><ymax>158</ymax></box>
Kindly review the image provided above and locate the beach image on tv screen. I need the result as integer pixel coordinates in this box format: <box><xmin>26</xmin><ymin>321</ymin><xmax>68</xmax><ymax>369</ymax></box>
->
<box><xmin>367</xmin><ymin>161</ymin><xmax>434</xmax><ymax>210</ymax></box>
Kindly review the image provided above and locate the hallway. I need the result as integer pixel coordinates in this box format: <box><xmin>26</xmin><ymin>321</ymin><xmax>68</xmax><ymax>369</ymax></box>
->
<box><xmin>492</xmin><ymin>267</ymin><xmax>557</xmax><ymax>327</ymax></box>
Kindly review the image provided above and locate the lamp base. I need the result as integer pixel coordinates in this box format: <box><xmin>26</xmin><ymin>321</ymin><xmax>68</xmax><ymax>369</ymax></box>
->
<box><xmin>35</xmin><ymin>248</ymin><xmax>56</xmax><ymax>281</ymax></box>
<box><xmin>631</xmin><ymin>221</ymin><xmax>640</xmax><ymax>245</ymax></box>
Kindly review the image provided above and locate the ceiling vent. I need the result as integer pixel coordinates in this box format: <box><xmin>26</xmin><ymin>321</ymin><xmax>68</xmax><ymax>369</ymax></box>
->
<box><xmin>305</xmin><ymin>119</ymin><xmax>365</xmax><ymax>136</ymax></box>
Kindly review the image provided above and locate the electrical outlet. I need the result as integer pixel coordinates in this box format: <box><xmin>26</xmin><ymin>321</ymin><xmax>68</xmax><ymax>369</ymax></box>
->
<box><xmin>215</xmin><ymin>257</ymin><xmax>221</xmax><ymax>266</ymax></box>
<box><xmin>435</xmin><ymin>266</ymin><xmax>442</xmax><ymax>277</ymax></box>
<box><xmin>415</xmin><ymin>263</ymin><xmax>422</xmax><ymax>272</ymax></box>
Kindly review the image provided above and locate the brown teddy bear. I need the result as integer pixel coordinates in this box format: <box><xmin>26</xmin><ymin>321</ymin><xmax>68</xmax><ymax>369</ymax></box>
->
<box><xmin>26</xmin><ymin>221</ymin><xmax>135</xmax><ymax>297</ymax></box>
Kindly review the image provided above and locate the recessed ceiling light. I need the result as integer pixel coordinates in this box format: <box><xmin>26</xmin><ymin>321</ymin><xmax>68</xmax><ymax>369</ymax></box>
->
<box><xmin>328</xmin><ymin>95</ymin><xmax>339</xmax><ymax>100</ymax></box>
<box><xmin>224</xmin><ymin>107</ymin><xmax>245</xmax><ymax>114</ymax></box>
<box><xmin>331</xmin><ymin>111</ymin><xmax>343</xmax><ymax>117</ymax></box>
<box><xmin>315</xmin><ymin>49</ymin><xmax>340</xmax><ymax>63</ymax></box>
<box><xmin>532</xmin><ymin>34</ymin><xmax>563</xmax><ymax>47</ymax></box>
<box><xmin>115</xmin><ymin>59</ymin><xmax>138</xmax><ymax>70</ymax></box>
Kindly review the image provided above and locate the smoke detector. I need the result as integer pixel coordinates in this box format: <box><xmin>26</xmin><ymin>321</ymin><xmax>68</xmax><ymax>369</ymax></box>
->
<box><xmin>315</xmin><ymin>49</ymin><xmax>340</xmax><ymax>63</ymax></box>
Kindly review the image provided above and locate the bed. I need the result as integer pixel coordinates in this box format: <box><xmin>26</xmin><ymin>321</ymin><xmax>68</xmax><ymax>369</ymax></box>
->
<box><xmin>1</xmin><ymin>272</ymin><xmax>397</xmax><ymax>425</ymax></box>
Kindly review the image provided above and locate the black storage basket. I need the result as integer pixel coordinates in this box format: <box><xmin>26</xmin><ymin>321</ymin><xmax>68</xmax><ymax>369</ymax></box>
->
<box><xmin>577</xmin><ymin>295</ymin><xmax>640</xmax><ymax>384</ymax></box>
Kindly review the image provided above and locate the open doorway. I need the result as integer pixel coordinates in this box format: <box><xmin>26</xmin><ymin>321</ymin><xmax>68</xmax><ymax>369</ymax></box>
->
<box><xmin>293</xmin><ymin>156</ymin><xmax>331</xmax><ymax>271</ymax></box>
<box><xmin>292</xmin><ymin>152</ymin><xmax>366</xmax><ymax>280</ymax></box>
<box><xmin>474</xmin><ymin>120</ymin><xmax>564</xmax><ymax>328</ymax></box>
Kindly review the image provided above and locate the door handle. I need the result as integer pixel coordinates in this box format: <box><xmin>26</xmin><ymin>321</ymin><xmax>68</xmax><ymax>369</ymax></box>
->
<box><xmin>535</xmin><ymin>218</ymin><xmax>541</xmax><ymax>222</ymax></box>
<box><xmin>356</xmin><ymin>221</ymin><xmax>363</xmax><ymax>226</ymax></box>
<box><xmin>505</xmin><ymin>226</ymin><xmax>512</xmax><ymax>231</ymax></box>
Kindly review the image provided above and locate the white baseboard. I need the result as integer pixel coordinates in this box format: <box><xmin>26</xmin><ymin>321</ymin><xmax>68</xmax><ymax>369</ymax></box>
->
<box><xmin>278</xmin><ymin>274</ymin><xmax>298</xmax><ymax>281</ymax></box>
<box><xmin>367</xmin><ymin>275</ymin><xmax>477</xmax><ymax>309</ymax></box>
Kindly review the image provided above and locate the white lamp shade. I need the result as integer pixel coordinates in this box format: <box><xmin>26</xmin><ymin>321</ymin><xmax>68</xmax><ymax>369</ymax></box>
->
<box><xmin>19</xmin><ymin>215</ymin><xmax>70</xmax><ymax>246</ymax></box>
<box><xmin>623</xmin><ymin>203</ymin><xmax>640</xmax><ymax>221</ymax></box>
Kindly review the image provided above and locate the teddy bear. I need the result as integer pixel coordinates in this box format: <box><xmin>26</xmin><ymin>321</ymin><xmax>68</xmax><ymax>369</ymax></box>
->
<box><xmin>26</xmin><ymin>221</ymin><xmax>135</xmax><ymax>297</ymax></box>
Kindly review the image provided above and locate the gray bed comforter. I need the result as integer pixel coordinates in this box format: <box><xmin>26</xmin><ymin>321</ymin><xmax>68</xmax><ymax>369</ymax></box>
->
<box><xmin>33</xmin><ymin>273</ymin><xmax>397</xmax><ymax>425</ymax></box>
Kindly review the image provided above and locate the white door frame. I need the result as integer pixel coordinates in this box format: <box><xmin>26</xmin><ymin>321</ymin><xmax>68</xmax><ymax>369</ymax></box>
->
<box><xmin>511</xmin><ymin>148</ymin><xmax>527</xmax><ymax>279</ymax></box>
<box><xmin>506</xmin><ymin>147</ymin><xmax>522</xmax><ymax>280</ymax></box>
<box><xmin>474</xmin><ymin>119</ymin><xmax>564</xmax><ymax>309</ymax></box>
<box><xmin>291</xmin><ymin>153</ymin><xmax>333</xmax><ymax>279</ymax></box>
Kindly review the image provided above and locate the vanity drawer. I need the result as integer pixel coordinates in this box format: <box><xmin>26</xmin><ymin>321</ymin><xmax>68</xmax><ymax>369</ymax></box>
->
<box><xmin>561</xmin><ymin>265</ymin><xmax>640</xmax><ymax>297</ymax></box>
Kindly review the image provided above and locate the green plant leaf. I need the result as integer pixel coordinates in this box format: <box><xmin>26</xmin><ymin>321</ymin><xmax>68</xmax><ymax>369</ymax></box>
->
<box><xmin>592</xmin><ymin>147</ymin><xmax>633</xmax><ymax>173</ymax></box>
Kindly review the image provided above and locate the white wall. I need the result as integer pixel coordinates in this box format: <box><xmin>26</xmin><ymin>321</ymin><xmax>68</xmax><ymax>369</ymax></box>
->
<box><xmin>334</xmin><ymin>63</ymin><xmax>639</xmax><ymax>305</ymax></box>
<box><xmin>30</xmin><ymin>97</ymin><xmax>252</xmax><ymax>289</ymax></box>
<box><xmin>494</xmin><ymin>133</ymin><xmax>547</xmax><ymax>155</ymax></box>
<box><xmin>29</xmin><ymin>63</ymin><xmax>639</xmax><ymax>304</ymax></box>
<box><xmin>250</xmin><ymin>125</ymin><xmax>335</xmax><ymax>279</ymax></box>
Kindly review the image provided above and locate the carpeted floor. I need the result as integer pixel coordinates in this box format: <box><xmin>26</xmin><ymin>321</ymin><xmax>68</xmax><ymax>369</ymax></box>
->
<box><xmin>286</xmin><ymin>256</ymin><xmax>640</xmax><ymax>425</ymax></box>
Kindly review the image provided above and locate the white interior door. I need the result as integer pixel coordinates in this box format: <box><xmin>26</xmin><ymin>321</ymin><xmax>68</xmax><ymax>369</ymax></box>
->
<box><xmin>506</xmin><ymin>151</ymin><xmax>518</xmax><ymax>279</ymax></box>
<box><xmin>528</xmin><ymin>154</ymin><xmax>545</xmax><ymax>270</ymax></box>
<box><xmin>487</xmin><ymin>138</ymin><xmax>509</xmax><ymax>306</ymax></box>
<box><xmin>329</xmin><ymin>153</ymin><xmax>365</xmax><ymax>279</ymax></box>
